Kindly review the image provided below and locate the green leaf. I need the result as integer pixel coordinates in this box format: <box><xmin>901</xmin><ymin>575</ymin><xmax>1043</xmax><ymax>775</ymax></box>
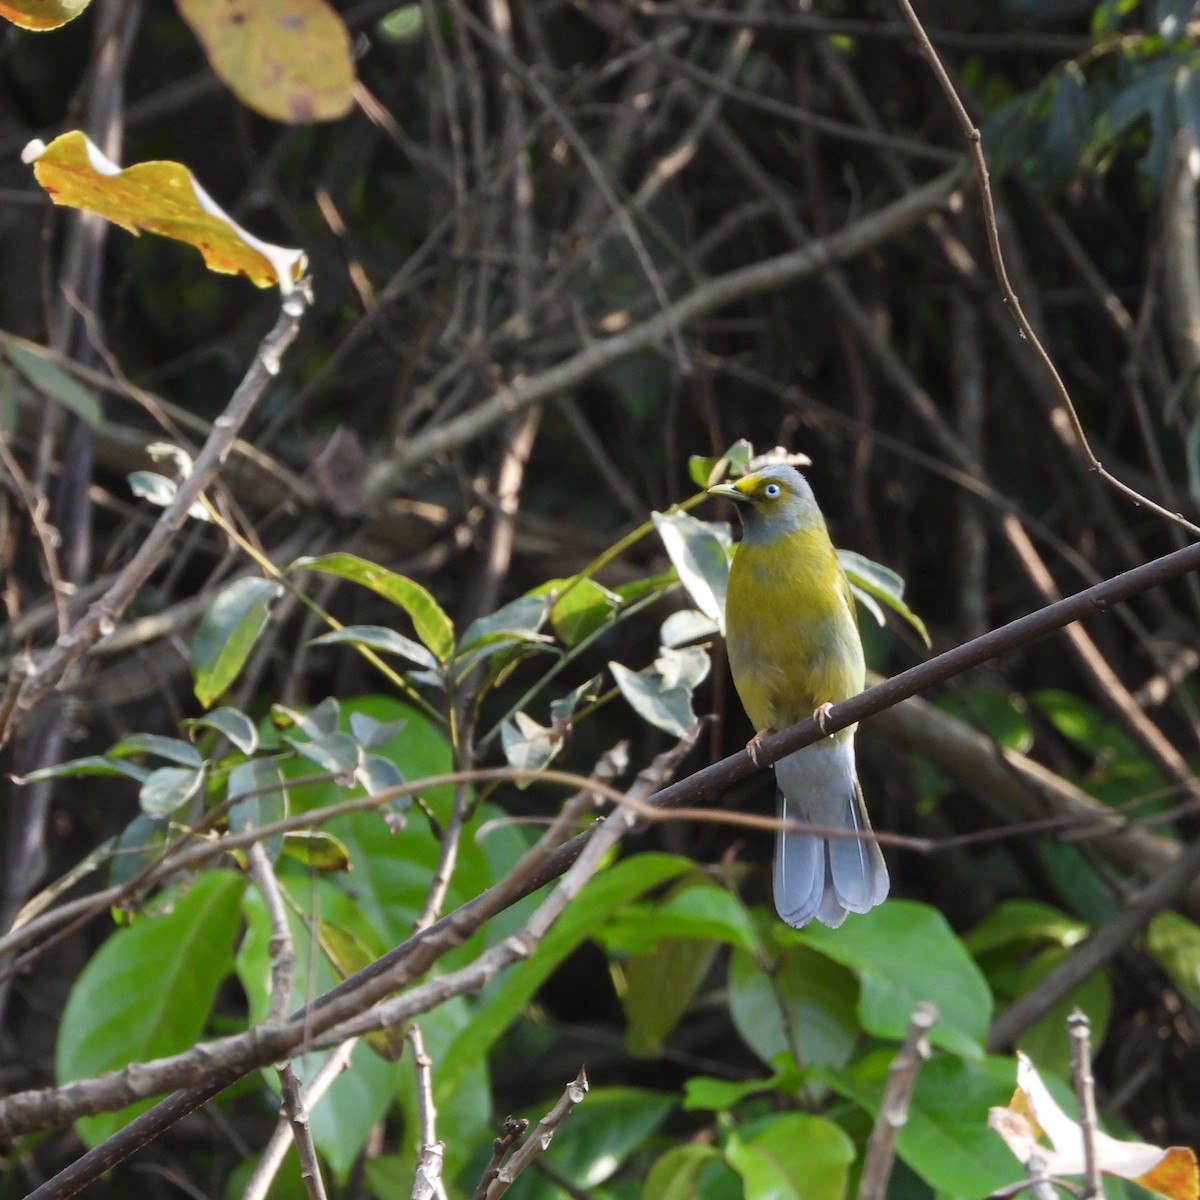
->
<box><xmin>838</xmin><ymin>549</ymin><xmax>930</xmax><ymax>647</ymax></box>
<box><xmin>458</xmin><ymin>594</ymin><xmax>549</xmax><ymax>653</ymax></box>
<box><xmin>281</xmin><ymin>829</ymin><xmax>352</xmax><ymax>871</ymax></box>
<box><xmin>292</xmin><ymin>552</ymin><xmax>455</xmax><ymax>661</ymax></box>
<box><xmin>318</xmin><ymin>919</ymin><xmax>405</xmax><ymax>1060</ymax></box>
<box><xmin>534</xmin><ymin>577</ymin><xmax>620</xmax><ymax>646</ymax></box>
<box><xmin>128</xmin><ymin>470</ymin><xmax>210</xmax><ymax>521</ymax></box>
<box><xmin>938</xmin><ymin>688</ymin><xmax>1033</xmax><ymax>755</ymax></box>
<box><xmin>620</xmin><ymin>937</ymin><xmax>719</xmax><ymax>1055</ymax></box>
<box><xmin>689</xmin><ymin>439</ymin><xmax>754</xmax><ymax>488</ymax></box>
<box><xmin>139</xmin><ymin>764</ymin><xmax>205</xmax><ymax>815</ymax></box>
<box><xmin>643</xmin><ymin>1145</ymin><xmax>740</xmax><ymax>1200</ymax></box>
<box><xmin>286</xmin><ymin>729</ymin><xmax>360</xmax><ymax>776</ymax></box>
<box><xmin>965</xmin><ymin>899</ymin><xmax>1087</xmax><ymax>957</ymax></box>
<box><xmin>56</xmin><ymin>870</ymin><xmax>246</xmax><ymax>1145</ymax></box>
<box><xmin>801</xmin><ymin>900</ymin><xmax>993</xmax><ymax>1058</ymax></box>
<box><xmin>550</xmin><ymin>676</ymin><xmax>601</xmax><ymax>726</ymax></box>
<box><xmin>436</xmin><ymin>855</ymin><xmax>693</xmax><ymax>1103</ymax></box>
<box><xmin>184</xmin><ymin>706</ymin><xmax>258</xmax><ymax>754</ymax></box>
<box><xmin>276</xmin><ymin>696</ymin><xmax>340</xmax><ymax>740</ymax></box>
<box><xmin>348</xmin><ymin>711</ymin><xmax>408</xmax><ymax>750</ymax></box>
<box><xmin>597</xmin><ymin>884</ymin><xmax>757</xmax><ymax>955</ymax></box>
<box><xmin>190</xmin><ymin>576</ymin><xmax>283</xmax><ymax>707</ymax></box>
<box><xmin>109</xmin><ymin>814</ymin><xmax>170</xmax><ymax>888</ymax></box>
<box><xmin>18</xmin><ymin>756</ymin><xmax>148</xmax><ymax>784</ymax></box>
<box><xmin>827</xmin><ymin>1052</ymin><xmax>1017</xmax><ymax>1196</ymax></box>
<box><xmin>725</xmin><ymin>1113</ymin><xmax>854</xmax><ymax>1200</ymax></box>
<box><xmin>728</xmin><ymin>943</ymin><xmax>859</xmax><ymax>1071</ymax></box>
<box><xmin>660</xmin><ymin>608</ymin><xmax>719</xmax><ymax>648</ymax></box>
<box><xmin>1092</xmin><ymin>0</ymin><xmax>1138</xmax><ymax>36</ymax></box>
<box><xmin>109</xmin><ymin>733</ymin><xmax>203</xmax><ymax>766</ymax></box>
<box><xmin>310</xmin><ymin>624</ymin><xmax>439</xmax><ymax>670</ymax></box>
<box><xmin>1099</xmin><ymin>60</ymin><xmax>1177</xmax><ymax>181</ymax></box>
<box><xmin>6</xmin><ymin>339</ymin><xmax>102</xmax><ymax>425</ymax></box>
<box><xmin>309</xmin><ymin>1042</ymin><xmax>399</xmax><ymax>1180</ymax></box>
<box><xmin>1147</xmin><ymin>910</ymin><xmax>1200</xmax><ymax>1009</ymax></box>
<box><xmin>682</xmin><ymin>1073</ymin><xmax>786</xmax><ymax>1112</ymax></box>
<box><xmin>1015</xmin><ymin>948</ymin><xmax>1110</xmax><ymax>1079</ymax></box>
<box><xmin>228</xmin><ymin>757</ymin><xmax>287</xmax><ymax>860</ymax></box>
<box><xmin>355</xmin><ymin>754</ymin><xmax>407</xmax><ymax>800</ymax></box>
<box><xmin>610</xmin><ymin>647</ymin><xmax>708</xmax><ymax>736</ymax></box>
<box><xmin>1044</xmin><ymin>63</ymin><xmax>1091</xmax><ymax>185</ymax></box>
<box><xmin>652</xmin><ymin>509</ymin><xmax>732</xmax><ymax>628</ymax></box>
<box><xmin>1032</xmin><ymin>689</ymin><xmax>1114</xmax><ymax>754</ymax></box>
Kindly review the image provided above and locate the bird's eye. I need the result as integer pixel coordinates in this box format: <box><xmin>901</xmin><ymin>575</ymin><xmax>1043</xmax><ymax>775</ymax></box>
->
<box><xmin>764</xmin><ymin>482</ymin><xmax>781</xmax><ymax>498</ymax></box>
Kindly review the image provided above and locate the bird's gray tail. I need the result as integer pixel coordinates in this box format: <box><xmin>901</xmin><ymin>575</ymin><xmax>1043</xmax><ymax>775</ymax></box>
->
<box><xmin>772</xmin><ymin>737</ymin><xmax>889</xmax><ymax>928</ymax></box>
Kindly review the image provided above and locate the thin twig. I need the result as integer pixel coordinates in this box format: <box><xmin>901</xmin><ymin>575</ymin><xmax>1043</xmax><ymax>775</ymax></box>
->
<box><xmin>890</xmin><ymin>0</ymin><xmax>1200</xmax><ymax>537</ymax></box>
<box><xmin>363</xmin><ymin>163</ymin><xmax>965</xmax><ymax>496</ymax></box>
<box><xmin>245</xmin><ymin>844</ymin><xmax>326</xmax><ymax>1200</ymax></box>
<box><xmin>485</xmin><ymin>1068</ymin><xmax>589</xmax><ymax>1199</ymax></box>
<box><xmin>245</xmin><ymin>843</ymin><xmax>295</xmax><ymax>1026</ymax></box>
<box><xmin>2</xmin><ymin>286</ymin><xmax>311</xmax><ymax>746</ymax></box>
<box><xmin>472</xmin><ymin>1118</ymin><xmax>529</xmax><ymax>1200</ymax></box>
<box><xmin>1068</xmin><ymin>1010</ymin><xmax>1104</xmax><ymax>1200</ymax></box>
<box><xmin>242</xmin><ymin>1042</ymin><xmax>354</xmax><ymax>1200</ymax></box>
<box><xmin>857</xmin><ymin>1002</ymin><xmax>938</xmax><ymax>1200</ymax></box>
<box><xmin>277</xmin><ymin>1063</ymin><xmax>330</xmax><ymax>1200</ymax></box>
<box><xmin>408</xmin><ymin>1025</ymin><xmax>446</xmax><ymax>1200</ymax></box>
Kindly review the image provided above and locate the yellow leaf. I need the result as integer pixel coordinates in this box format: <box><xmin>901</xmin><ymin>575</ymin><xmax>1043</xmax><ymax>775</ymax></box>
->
<box><xmin>0</xmin><ymin>0</ymin><xmax>91</xmax><ymax>31</ymax></box>
<box><xmin>1137</xmin><ymin>1148</ymin><xmax>1200</xmax><ymax>1200</ymax></box>
<box><xmin>22</xmin><ymin>132</ymin><xmax>306</xmax><ymax>291</ymax></box>
<box><xmin>176</xmin><ymin>0</ymin><xmax>355</xmax><ymax>124</ymax></box>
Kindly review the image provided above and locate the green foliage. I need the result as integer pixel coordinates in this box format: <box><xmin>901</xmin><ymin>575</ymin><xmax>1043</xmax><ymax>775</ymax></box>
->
<box><xmin>968</xmin><ymin>900</ymin><xmax>1112</xmax><ymax>1078</ymax></box>
<box><xmin>294</xmin><ymin>553</ymin><xmax>456</xmax><ymax>662</ymax></box>
<box><xmin>4</xmin><ymin>339</ymin><xmax>101</xmax><ymax>425</ymax></box>
<box><xmin>725</xmin><ymin>1114</ymin><xmax>855</xmax><ymax>1200</ymax></box>
<box><xmin>39</xmin><ymin>436</ymin><xmax>1135</xmax><ymax>1199</ymax></box>
<box><xmin>57</xmin><ymin>870</ymin><xmax>246</xmax><ymax>1145</ymax></box>
<box><xmin>1146</xmin><ymin>910</ymin><xmax>1200</xmax><ymax>1008</ymax></box>
<box><xmin>987</xmin><ymin>2</ymin><xmax>1200</xmax><ymax>195</ymax></box>
<box><xmin>191</xmin><ymin>577</ymin><xmax>284</xmax><ymax>706</ymax></box>
<box><xmin>803</xmin><ymin>902</ymin><xmax>992</xmax><ymax>1059</ymax></box>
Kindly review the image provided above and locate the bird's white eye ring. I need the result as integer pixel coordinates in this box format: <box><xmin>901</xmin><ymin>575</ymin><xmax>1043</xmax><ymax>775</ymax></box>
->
<box><xmin>764</xmin><ymin>482</ymin><xmax>781</xmax><ymax>498</ymax></box>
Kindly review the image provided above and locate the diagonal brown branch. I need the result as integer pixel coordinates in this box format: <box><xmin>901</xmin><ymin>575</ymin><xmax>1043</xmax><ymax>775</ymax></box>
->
<box><xmin>2</xmin><ymin>288</ymin><xmax>311</xmax><ymax>747</ymax></box>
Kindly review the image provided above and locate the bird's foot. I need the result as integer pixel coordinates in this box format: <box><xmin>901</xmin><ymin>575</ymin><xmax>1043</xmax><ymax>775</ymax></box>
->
<box><xmin>745</xmin><ymin>729</ymin><xmax>772</xmax><ymax>766</ymax></box>
<box><xmin>813</xmin><ymin>703</ymin><xmax>834</xmax><ymax>734</ymax></box>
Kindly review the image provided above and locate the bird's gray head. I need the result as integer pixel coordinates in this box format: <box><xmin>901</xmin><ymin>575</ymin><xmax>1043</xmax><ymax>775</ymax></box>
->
<box><xmin>707</xmin><ymin>464</ymin><xmax>826</xmax><ymax>546</ymax></box>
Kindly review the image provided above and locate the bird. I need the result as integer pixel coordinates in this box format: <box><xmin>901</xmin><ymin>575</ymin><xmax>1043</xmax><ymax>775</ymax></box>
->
<box><xmin>708</xmin><ymin>463</ymin><xmax>889</xmax><ymax>928</ymax></box>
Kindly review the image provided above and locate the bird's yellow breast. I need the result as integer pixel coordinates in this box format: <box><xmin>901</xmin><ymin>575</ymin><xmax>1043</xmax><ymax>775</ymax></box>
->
<box><xmin>724</xmin><ymin>526</ymin><xmax>864</xmax><ymax>733</ymax></box>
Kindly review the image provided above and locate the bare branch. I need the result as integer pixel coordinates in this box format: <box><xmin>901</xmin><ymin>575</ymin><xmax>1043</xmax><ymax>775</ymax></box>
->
<box><xmin>408</xmin><ymin>1025</ymin><xmax>447</xmax><ymax>1200</ymax></box>
<box><xmin>278</xmin><ymin>1063</ymin><xmax>331</xmax><ymax>1200</ymax></box>
<box><xmin>242</xmin><ymin>1043</ymin><xmax>354</xmax><ymax>1200</ymax></box>
<box><xmin>485</xmin><ymin>1068</ymin><xmax>589</xmax><ymax>1199</ymax></box>
<box><xmin>1068</xmin><ymin>1011</ymin><xmax>1104</xmax><ymax>1200</ymax></box>
<box><xmin>472</xmin><ymin>1118</ymin><xmax>529</xmax><ymax>1200</ymax></box>
<box><xmin>890</xmin><ymin>0</ymin><xmax>1200</xmax><ymax>537</ymax></box>
<box><xmin>365</xmin><ymin>164</ymin><xmax>966</xmax><ymax>496</ymax></box>
<box><xmin>857</xmin><ymin>1003</ymin><xmax>938</xmax><ymax>1200</ymax></box>
<box><xmin>2</xmin><ymin>286</ymin><xmax>312</xmax><ymax>746</ymax></box>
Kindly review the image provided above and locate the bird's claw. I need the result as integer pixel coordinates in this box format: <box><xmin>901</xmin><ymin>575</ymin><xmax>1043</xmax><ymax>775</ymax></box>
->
<box><xmin>745</xmin><ymin>730</ymin><xmax>771</xmax><ymax>767</ymax></box>
<box><xmin>813</xmin><ymin>703</ymin><xmax>834</xmax><ymax>734</ymax></box>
